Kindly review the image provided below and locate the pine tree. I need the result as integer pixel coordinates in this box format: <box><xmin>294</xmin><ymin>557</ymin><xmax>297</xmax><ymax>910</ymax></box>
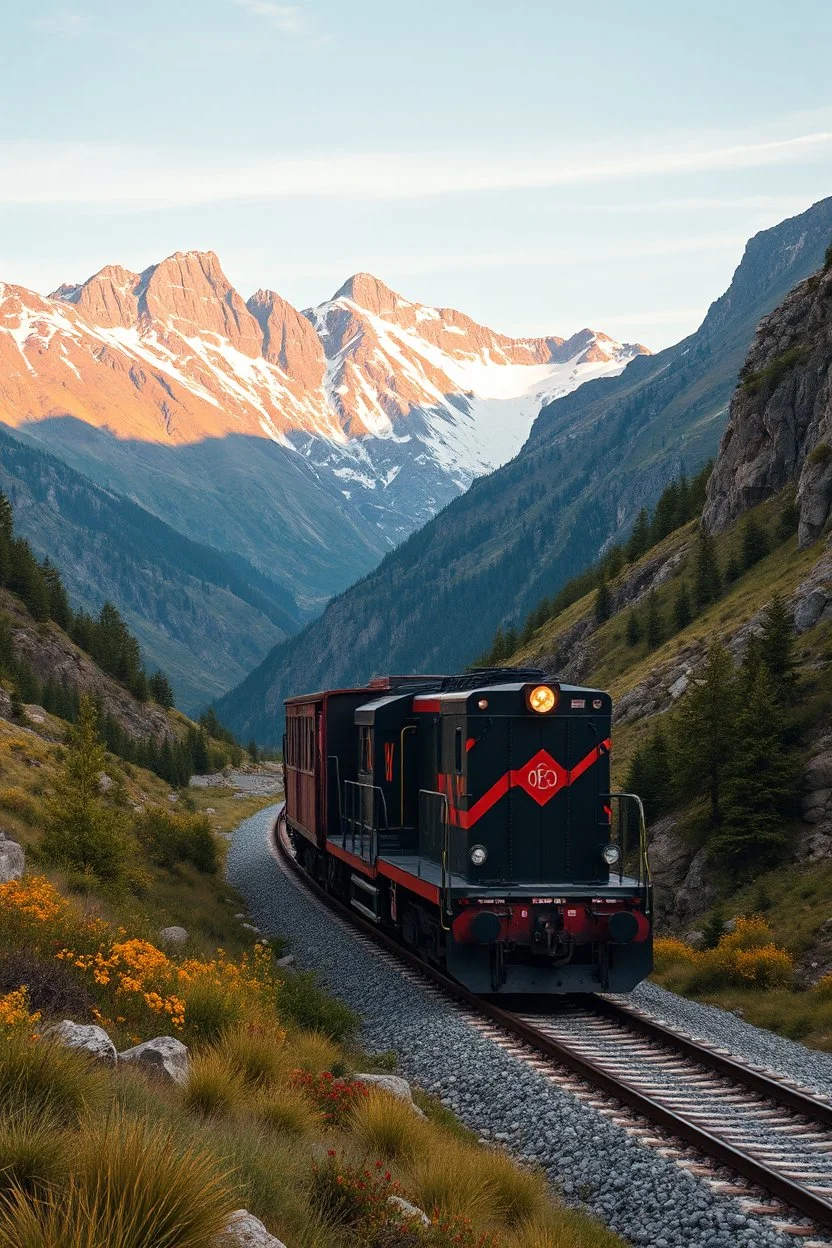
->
<box><xmin>625</xmin><ymin>726</ymin><xmax>673</xmax><ymax>822</ymax></box>
<box><xmin>740</xmin><ymin>515</ymin><xmax>770</xmax><ymax>570</ymax></box>
<box><xmin>627</xmin><ymin>508</ymin><xmax>650</xmax><ymax>562</ymax></box>
<box><xmin>41</xmin><ymin>697</ymin><xmax>128</xmax><ymax>880</ymax></box>
<box><xmin>645</xmin><ymin>590</ymin><xmax>663</xmax><ymax>650</ymax></box>
<box><xmin>625</xmin><ymin>610</ymin><xmax>642</xmax><ymax>647</ymax></box>
<box><xmin>676</xmin><ymin>472</ymin><xmax>691</xmax><ymax>526</ymax></box>
<box><xmin>672</xmin><ymin>582</ymin><xmax>692</xmax><ymax>633</ymax></box>
<box><xmin>248</xmin><ymin>739</ymin><xmax>259</xmax><ymax>763</ymax></box>
<box><xmin>502</xmin><ymin>625</ymin><xmax>518</xmax><ymax>657</ymax></box>
<box><xmin>724</xmin><ymin>555</ymin><xmax>741</xmax><ymax>584</ymax></box>
<box><xmin>674</xmin><ymin>642</ymin><xmax>737</xmax><ymax>824</ymax></box>
<box><xmin>0</xmin><ymin>491</ymin><xmax>12</xmax><ymax>540</ymax></box>
<box><xmin>595</xmin><ymin>577</ymin><xmax>612</xmax><ymax>625</ymax></box>
<box><xmin>149</xmin><ymin>671</ymin><xmax>175</xmax><ymax>709</ymax></box>
<box><xmin>693</xmin><ymin>527</ymin><xmax>722</xmax><ymax>609</ymax></box>
<box><xmin>760</xmin><ymin>593</ymin><xmax>797</xmax><ymax>694</ymax></box>
<box><xmin>9</xmin><ymin>687</ymin><xmax>25</xmax><ymax>723</ymax></box>
<box><xmin>41</xmin><ymin>559</ymin><xmax>72</xmax><ymax>630</ymax></box>
<box><xmin>715</xmin><ymin>667</ymin><xmax>797</xmax><ymax>873</ymax></box>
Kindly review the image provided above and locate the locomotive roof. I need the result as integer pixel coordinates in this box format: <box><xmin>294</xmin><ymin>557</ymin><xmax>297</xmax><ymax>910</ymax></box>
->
<box><xmin>285</xmin><ymin>674</ymin><xmax>608</xmax><ymax>707</ymax></box>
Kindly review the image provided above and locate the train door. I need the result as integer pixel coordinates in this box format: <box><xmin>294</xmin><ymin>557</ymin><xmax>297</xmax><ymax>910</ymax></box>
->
<box><xmin>507</xmin><ymin>713</ymin><xmax>571</xmax><ymax>883</ymax></box>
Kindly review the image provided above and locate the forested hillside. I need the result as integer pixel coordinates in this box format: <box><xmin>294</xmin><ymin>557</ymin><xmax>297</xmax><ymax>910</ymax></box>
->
<box><xmin>0</xmin><ymin>427</ymin><xmax>302</xmax><ymax>711</ymax></box>
<box><xmin>219</xmin><ymin>197</ymin><xmax>832</xmax><ymax>744</ymax></box>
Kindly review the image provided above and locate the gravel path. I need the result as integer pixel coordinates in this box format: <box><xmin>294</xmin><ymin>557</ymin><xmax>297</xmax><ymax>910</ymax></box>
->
<box><xmin>227</xmin><ymin>806</ymin><xmax>818</xmax><ymax>1248</ymax></box>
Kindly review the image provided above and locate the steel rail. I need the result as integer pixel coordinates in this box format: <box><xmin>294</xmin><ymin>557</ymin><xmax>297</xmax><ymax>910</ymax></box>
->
<box><xmin>272</xmin><ymin>809</ymin><xmax>832</xmax><ymax>1233</ymax></box>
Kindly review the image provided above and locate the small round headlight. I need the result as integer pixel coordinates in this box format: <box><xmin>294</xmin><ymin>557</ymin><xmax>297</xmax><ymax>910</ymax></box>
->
<box><xmin>528</xmin><ymin>685</ymin><xmax>556</xmax><ymax>714</ymax></box>
<box><xmin>470</xmin><ymin>845</ymin><xmax>488</xmax><ymax>866</ymax></box>
<box><xmin>602</xmin><ymin>843</ymin><xmax>621</xmax><ymax>866</ymax></box>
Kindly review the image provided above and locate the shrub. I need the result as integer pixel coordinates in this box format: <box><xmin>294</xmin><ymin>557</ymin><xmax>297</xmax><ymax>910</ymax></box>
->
<box><xmin>178</xmin><ymin>976</ymin><xmax>245</xmax><ymax>1044</ymax></box>
<box><xmin>0</xmin><ymin>949</ymin><xmax>94</xmax><ymax>1022</ymax></box>
<box><xmin>0</xmin><ymin>1030</ymin><xmax>108</xmax><ymax>1126</ymax></box>
<box><xmin>74</xmin><ymin>1114</ymin><xmax>234</xmax><ymax>1247</ymax></box>
<box><xmin>653</xmin><ymin>938</ymin><xmax>697</xmax><ymax>971</ymax></box>
<box><xmin>182</xmin><ymin>1051</ymin><xmax>245</xmax><ymax>1118</ymax></box>
<box><xmin>291</xmin><ymin>1071</ymin><xmax>369</xmax><ymax>1125</ymax></box>
<box><xmin>349</xmin><ymin>1090</ymin><xmax>428</xmax><ymax>1162</ymax></box>
<box><xmin>214</xmin><ymin>1024</ymin><xmax>286</xmax><ymax>1090</ymax></box>
<box><xmin>310</xmin><ymin>1150</ymin><xmax>400</xmax><ymax>1229</ymax></box>
<box><xmin>807</xmin><ymin>442</ymin><xmax>832</xmax><ymax>467</ymax></box>
<box><xmin>0</xmin><ymin>1108</ymin><xmax>70</xmax><ymax>1196</ymax></box>
<box><xmin>252</xmin><ymin>1086</ymin><xmax>319</xmax><ymax>1137</ymax></box>
<box><xmin>277</xmin><ymin>971</ymin><xmax>359</xmax><ymax>1040</ymax></box>
<box><xmin>813</xmin><ymin>973</ymin><xmax>832</xmax><ymax>999</ymax></box>
<box><xmin>653</xmin><ymin>919</ymin><xmax>793</xmax><ymax>992</ymax></box>
<box><xmin>134</xmin><ymin>808</ymin><xmax>218</xmax><ymax>874</ymax></box>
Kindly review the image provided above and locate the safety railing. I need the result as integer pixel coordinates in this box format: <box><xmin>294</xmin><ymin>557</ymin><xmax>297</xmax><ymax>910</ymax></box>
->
<box><xmin>341</xmin><ymin>781</ymin><xmax>388</xmax><ymax>865</ymax></box>
<box><xmin>418</xmin><ymin>789</ymin><xmax>452</xmax><ymax>928</ymax></box>
<box><xmin>603</xmin><ymin>792</ymin><xmax>652</xmax><ymax>916</ymax></box>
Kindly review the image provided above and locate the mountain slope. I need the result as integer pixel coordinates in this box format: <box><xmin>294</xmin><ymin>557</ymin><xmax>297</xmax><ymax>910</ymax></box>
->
<box><xmin>0</xmin><ymin>255</ymin><xmax>641</xmax><ymax>617</ymax></box>
<box><xmin>216</xmin><ymin>197</ymin><xmax>832</xmax><ymax>744</ymax></box>
<box><xmin>0</xmin><ymin>426</ymin><xmax>302</xmax><ymax>712</ymax></box>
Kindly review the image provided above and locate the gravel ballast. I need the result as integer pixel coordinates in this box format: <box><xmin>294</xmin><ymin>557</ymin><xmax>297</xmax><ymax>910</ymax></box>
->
<box><xmin>228</xmin><ymin>806</ymin><xmax>818</xmax><ymax>1248</ymax></box>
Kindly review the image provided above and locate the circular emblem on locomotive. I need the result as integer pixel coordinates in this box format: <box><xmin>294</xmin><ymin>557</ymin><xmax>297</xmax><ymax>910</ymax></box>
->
<box><xmin>527</xmin><ymin>762</ymin><xmax>559</xmax><ymax>790</ymax></box>
<box><xmin>515</xmin><ymin>749</ymin><xmax>568</xmax><ymax>806</ymax></box>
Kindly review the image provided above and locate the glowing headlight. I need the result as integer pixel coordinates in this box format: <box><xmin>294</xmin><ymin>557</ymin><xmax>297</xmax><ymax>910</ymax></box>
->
<box><xmin>528</xmin><ymin>685</ymin><xmax>556</xmax><ymax>714</ymax></box>
<box><xmin>602</xmin><ymin>843</ymin><xmax>621</xmax><ymax>866</ymax></box>
<box><xmin>470</xmin><ymin>845</ymin><xmax>488</xmax><ymax>866</ymax></box>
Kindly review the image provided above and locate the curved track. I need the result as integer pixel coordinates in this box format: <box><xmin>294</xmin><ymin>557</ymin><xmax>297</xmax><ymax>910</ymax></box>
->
<box><xmin>273</xmin><ymin>808</ymin><xmax>832</xmax><ymax>1244</ymax></box>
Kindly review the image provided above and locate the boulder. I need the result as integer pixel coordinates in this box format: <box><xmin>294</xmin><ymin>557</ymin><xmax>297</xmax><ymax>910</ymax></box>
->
<box><xmin>97</xmin><ymin>772</ymin><xmax>114</xmax><ymax>793</ymax></box>
<box><xmin>241</xmin><ymin>922</ymin><xmax>260</xmax><ymax>934</ymax></box>
<box><xmin>805</xmin><ymin>753</ymin><xmax>832</xmax><ymax>791</ymax></box>
<box><xmin>0</xmin><ymin>833</ymin><xmax>25</xmax><ymax>884</ymax></box>
<box><xmin>794</xmin><ymin>587</ymin><xmax>829</xmax><ymax>633</ymax></box>
<box><xmin>118</xmin><ymin>1035</ymin><xmax>189</xmax><ymax>1084</ymax></box>
<box><xmin>167</xmin><ymin>793</ymin><xmax>178</xmax><ymax>803</ymax></box>
<box><xmin>44</xmin><ymin>1020</ymin><xmax>117</xmax><ymax>1065</ymax></box>
<box><xmin>797</xmin><ymin>448</ymin><xmax>832</xmax><ymax>548</ymax></box>
<box><xmin>222</xmin><ymin>1210</ymin><xmax>288</xmax><ymax>1248</ymax></box>
<box><xmin>668</xmin><ymin>674</ymin><xmax>689</xmax><ymax>700</ymax></box>
<box><xmin>275</xmin><ymin>954</ymin><xmax>295</xmax><ymax>968</ymax></box>
<box><xmin>158</xmin><ymin>926</ymin><xmax>189</xmax><ymax>947</ymax></box>
<box><xmin>353</xmin><ymin>1073</ymin><xmax>425</xmax><ymax>1116</ymax></box>
<box><xmin>685</xmin><ymin>930</ymin><xmax>705</xmax><ymax>949</ymax></box>
<box><xmin>674</xmin><ymin>847</ymin><xmax>717</xmax><ymax>921</ymax></box>
<box><xmin>388</xmin><ymin>1195</ymin><xmax>430</xmax><ymax>1227</ymax></box>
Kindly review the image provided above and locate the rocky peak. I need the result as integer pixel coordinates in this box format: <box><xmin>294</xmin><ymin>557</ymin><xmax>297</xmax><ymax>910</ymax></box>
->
<box><xmin>331</xmin><ymin>272</ymin><xmax>405</xmax><ymax>317</ymax></box>
<box><xmin>137</xmin><ymin>251</ymin><xmax>263</xmax><ymax>358</ymax></box>
<box><xmin>247</xmin><ymin>289</ymin><xmax>325</xmax><ymax>388</ymax></box>
<box><xmin>703</xmin><ymin>257</ymin><xmax>832</xmax><ymax>546</ymax></box>
<box><xmin>67</xmin><ymin>264</ymin><xmax>143</xmax><ymax>329</ymax></box>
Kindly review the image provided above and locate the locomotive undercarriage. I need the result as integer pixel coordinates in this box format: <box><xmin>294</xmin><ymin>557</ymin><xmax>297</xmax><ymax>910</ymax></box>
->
<box><xmin>289</xmin><ymin>830</ymin><xmax>649</xmax><ymax>994</ymax></box>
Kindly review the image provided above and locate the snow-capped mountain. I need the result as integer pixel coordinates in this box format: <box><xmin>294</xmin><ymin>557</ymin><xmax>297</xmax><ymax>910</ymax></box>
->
<box><xmin>0</xmin><ymin>250</ymin><xmax>647</xmax><ymax>605</ymax></box>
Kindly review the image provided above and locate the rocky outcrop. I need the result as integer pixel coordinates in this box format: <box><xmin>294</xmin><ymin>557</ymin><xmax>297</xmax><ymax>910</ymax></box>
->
<box><xmin>703</xmin><ymin>260</ymin><xmax>832</xmax><ymax>544</ymax></box>
<box><xmin>0</xmin><ymin>832</ymin><xmax>24</xmax><ymax>883</ymax></box>
<box><xmin>118</xmin><ymin>1035</ymin><xmax>190</xmax><ymax>1084</ymax></box>
<box><xmin>44</xmin><ymin>1020</ymin><xmax>118</xmax><ymax>1065</ymax></box>
<box><xmin>158</xmin><ymin>926</ymin><xmax>189</xmax><ymax>947</ymax></box>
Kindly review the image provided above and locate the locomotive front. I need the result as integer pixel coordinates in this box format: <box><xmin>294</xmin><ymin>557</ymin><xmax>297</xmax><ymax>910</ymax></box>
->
<box><xmin>413</xmin><ymin>676</ymin><xmax>652</xmax><ymax>993</ymax></box>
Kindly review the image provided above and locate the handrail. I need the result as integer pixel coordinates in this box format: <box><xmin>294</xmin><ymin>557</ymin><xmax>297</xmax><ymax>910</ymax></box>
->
<box><xmin>342</xmin><ymin>780</ymin><xmax>389</xmax><ymax>864</ymax></box>
<box><xmin>419</xmin><ymin>788</ymin><xmax>451</xmax><ymax>929</ymax></box>
<box><xmin>602</xmin><ymin>791</ymin><xmax>651</xmax><ymax>916</ymax></box>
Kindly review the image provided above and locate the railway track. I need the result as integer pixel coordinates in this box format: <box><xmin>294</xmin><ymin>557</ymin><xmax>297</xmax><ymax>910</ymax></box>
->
<box><xmin>271</xmin><ymin>808</ymin><xmax>832</xmax><ymax>1244</ymax></box>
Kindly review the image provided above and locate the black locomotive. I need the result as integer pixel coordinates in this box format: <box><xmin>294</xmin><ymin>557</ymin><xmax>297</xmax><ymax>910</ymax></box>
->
<box><xmin>283</xmin><ymin>670</ymin><xmax>652</xmax><ymax>994</ymax></box>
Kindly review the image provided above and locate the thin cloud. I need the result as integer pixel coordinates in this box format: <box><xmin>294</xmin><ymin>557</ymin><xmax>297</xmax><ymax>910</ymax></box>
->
<box><xmin>230</xmin><ymin>0</ymin><xmax>305</xmax><ymax>34</ymax></box>
<box><xmin>30</xmin><ymin>10</ymin><xmax>88</xmax><ymax>36</ymax></box>
<box><xmin>0</xmin><ymin>130</ymin><xmax>830</xmax><ymax>207</ymax></box>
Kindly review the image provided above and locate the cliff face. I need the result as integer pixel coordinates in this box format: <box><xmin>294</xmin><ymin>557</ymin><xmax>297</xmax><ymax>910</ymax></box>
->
<box><xmin>703</xmin><ymin>258</ymin><xmax>832</xmax><ymax>545</ymax></box>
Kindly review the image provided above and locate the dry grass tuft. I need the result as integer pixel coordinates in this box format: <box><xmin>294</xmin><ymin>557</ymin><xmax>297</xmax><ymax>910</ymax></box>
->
<box><xmin>349</xmin><ymin>1090</ymin><xmax>427</xmax><ymax>1162</ymax></box>
<box><xmin>214</xmin><ymin>1024</ymin><xmax>286</xmax><ymax>1090</ymax></box>
<box><xmin>408</xmin><ymin>1138</ymin><xmax>492</xmax><ymax>1221</ymax></box>
<box><xmin>0</xmin><ymin>1107</ymin><xmax>70</xmax><ymax>1197</ymax></box>
<box><xmin>182</xmin><ymin>1050</ymin><xmax>245</xmax><ymax>1118</ymax></box>
<box><xmin>251</xmin><ymin>1086</ymin><xmax>320</xmax><ymax>1137</ymax></box>
<box><xmin>282</xmin><ymin>1029</ymin><xmax>340</xmax><ymax>1076</ymax></box>
<box><xmin>474</xmin><ymin>1148</ymin><xmax>550</xmax><ymax>1227</ymax></box>
<box><xmin>0</xmin><ymin>1031</ymin><xmax>109</xmax><ymax>1126</ymax></box>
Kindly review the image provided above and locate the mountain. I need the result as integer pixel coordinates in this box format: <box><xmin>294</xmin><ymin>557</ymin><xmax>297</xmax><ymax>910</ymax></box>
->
<box><xmin>0</xmin><ymin>426</ymin><xmax>302</xmax><ymax>713</ymax></box>
<box><xmin>215</xmin><ymin>196</ymin><xmax>832</xmax><ymax>744</ymax></box>
<box><xmin>0</xmin><ymin>253</ymin><xmax>642</xmax><ymax>620</ymax></box>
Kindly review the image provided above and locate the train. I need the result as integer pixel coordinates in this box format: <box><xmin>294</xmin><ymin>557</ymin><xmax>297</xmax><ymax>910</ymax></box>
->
<box><xmin>282</xmin><ymin>669</ymin><xmax>652</xmax><ymax>994</ymax></box>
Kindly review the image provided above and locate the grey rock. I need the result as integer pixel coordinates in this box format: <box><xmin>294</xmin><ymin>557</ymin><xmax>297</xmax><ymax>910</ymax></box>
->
<box><xmin>685</xmin><ymin>930</ymin><xmax>705</xmax><ymax>949</ymax></box>
<box><xmin>205</xmin><ymin>807</ymin><xmax>217</xmax><ymax>814</ymax></box>
<box><xmin>158</xmin><ymin>925</ymin><xmax>189</xmax><ymax>946</ymax></box>
<box><xmin>674</xmin><ymin>847</ymin><xmax>716</xmax><ymax>921</ymax></box>
<box><xmin>794</xmin><ymin>587</ymin><xmax>829</xmax><ymax>632</ymax></box>
<box><xmin>801</xmin><ymin>787</ymin><xmax>831</xmax><ymax>812</ymax></box>
<box><xmin>118</xmin><ymin>1035</ymin><xmax>189</xmax><ymax>1084</ymax></box>
<box><xmin>222</xmin><ymin>1210</ymin><xmax>287</xmax><ymax>1248</ymax></box>
<box><xmin>241</xmin><ymin>922</ymin><xmax>260</xmax><ymax>933</ymax></box>
<box><xmin>44</xmin><ymin>1020</ymin><xmax>117</xmax><ymax>1065</ymax></box>
<box><xmin>0</xmin><ymin>835</ymin><xmax>25</xmax><ymax>883</ymax></box>
<box><xmin>388</xmin><ymin>1195</ymin><xmax>430</xmax><ymax>1226</ymax></box>
<box><xmin>798</xmin><ymin>450</ymin><xmax>832</xmax><ymax>548</ymax></box>
<box><xmin>805</xmin><ymin>752</ymin><xmax>832</xmax><ymax>790</ymax></box>
<box><xmin>668</xmin><ymin>674</ymin><xmax>689</xmax><ymax>700</ymax></box>
<box><xmin>275</xmin><ymin>954</ymin><xmax>295</xmax><ymax>968</ymax></box>
<box><xmin>167</xmin><ymin>793</ymin><xmax>178</xmax><ymax>803</ymax></box>
<box><xmin>353</xmin><ymin>1072</ymin><xmax>426</xmax><ymax>1116</ymax></box>
<box><xmin>97</xmin><ymin>771</ymin><xmax>114</xmax><ymax>793</ymax></box>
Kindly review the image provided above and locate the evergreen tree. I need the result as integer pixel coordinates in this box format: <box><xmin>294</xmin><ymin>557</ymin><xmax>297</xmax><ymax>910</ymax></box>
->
<box><xmin>676</xmin><ymin>472</ymin><xmax>691</xmax><ymax>525</ymax></box>
<box><xmin>715</xmin><ymin>667</ymin><xmax>797</xmax><ymax>873</ymax></box>
<box><xmin>645</xmin><ymin>590</ymin><xmax>663</xmax><ymax>650</ymax></box>
<box><xmin>650</xmin><ymin>480</ymin><xmax>680</xmax><ymax>544</ymax></box>
<box><xmin>672</xmin><ymin>582</ymin><xmax>692</xmax><ymax>633</ymax></box>
<box><xmin>627</xmin><ymin>508</ymin><xmax>650</xmax><ymax>562</ymax></box>
<box><xmin>625</xmin><ymin>726</ymin><xmax>673</xmax><ymax>823</ymax></box>
<box><xmin>693</xmin><ymin>528</ymin><xmax>722</xmax><ymax>609</ymax></box>
<box><xmin>740</xmin><ymin>515</ymin><xmax>770</xmax><ymax>570</ymax></box>
<box><xmin>149</xmin><ymin>670</ymin><xmax>175</xmax><ymax>709</ymax></box>
<box><xmin>41</xmin><ymin>697</ymin><xmax>128</xmax><ymax>880</ymax></box>
<box><xmin>724</xmin><ymin>555</ymin><xmax>741</xmax><ymax>584</ymax></box>
<box><xmin>9</xmin><ymin>687</ymin><xmax>25</xmax><ymax>723</ymax></box>
<box><xmin>689</xmin><ymin>460</ymin><xmax>713</xmax><ymax>513</ymax></box>
<box><xmin>489</xmin><ymin>627</ymin><xmax>506</xmax><ymax>664</ymax></box>
<box><xmin>778</xmin><ymin>492</ymin><xmax>800</xmax><ymax>541</ymax></box>
<box><xmin>248</xmin><ymin>739</ymin><xmax>259</xmax><ymax>763</ymax></box>
<box><xmin>701</xmin><ymin>907</ymin><xmax>725</xmax><ymax>950</ymax></box>
<box><xmin>9</xmin><ymin>541</ymin><xmax>50</xmax><ymax>622</ymax></box>
<box><xmin>595</xmin><ymin>577</ymin><xmax>612</xmax><ymax>625</ymax></box>
<box><xmin>625</xmin><ymin>609</ymin><xmax>642</xmax><ymax>647</ymax></box>
<box><xmin>0</xmin><ymin>491</ymin><xmax>12</xmax><ymax>540</ymax></box>
<box><xmin>760</xmin><ymin>594</ymin><xmax>797</xmax><ymax>694</ymax></box>
<box><xmin>41</xmin><ymin>559</ymin><xmax>71</xmax><ymax>630</ymax></box>
<box><xmin>502</xmin><ymin>625</ymin><xmax>518</xmax><ymax>657</ymax></box>
<box><xmin>674</xmin><ymin>642</ymin><xmax>737</xmax><ymax>824</ymax></box>
<box><xmin>0</xmin><ymin>615</ymin><xmax>13</xmax><ymax>673</ymax></box>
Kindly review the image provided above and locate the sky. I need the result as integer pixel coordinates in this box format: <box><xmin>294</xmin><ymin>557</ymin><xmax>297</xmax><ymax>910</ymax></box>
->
<box><xmin>2</xmin><ymin>0</ymin><xmax>832</xmax><ymax>349</ymax></box>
